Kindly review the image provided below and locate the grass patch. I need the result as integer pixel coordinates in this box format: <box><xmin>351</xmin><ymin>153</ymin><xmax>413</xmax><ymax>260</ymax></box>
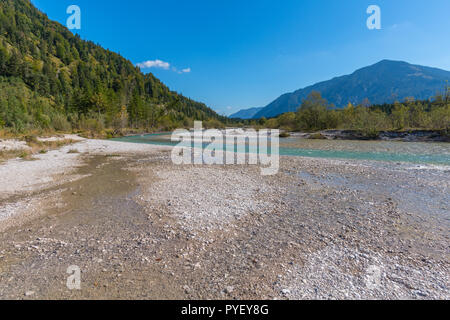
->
<box><xmin>25</xmin><ymin>138</ymin><xmax>77</xmax><ymax>153</ymax></box>
<box><xmin>18</xmin><ymin>150</ymin><xmax>33</xmax><ymax>160</ymax></box>
<box><xmin>0</xmin><ymin>136</ymin><xmax>78</xmax><ymax>163</ymax></box>
<box><xmin>0</xmin><ymin>149</ymin><xmax>35</xmax><ymax>162</ymax></box>
<box><xmin>0</xmin><ymin>150</ymin><xmax>24</xmax><ymax>163</ymax></box>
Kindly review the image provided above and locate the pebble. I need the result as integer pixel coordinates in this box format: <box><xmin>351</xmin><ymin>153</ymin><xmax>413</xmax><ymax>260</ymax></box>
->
<box><xmin>225</xmin><ymin>286</ymin><xmax>234</xmax><ymax>294</ymax></box>
<box><xmin>281</xmin><ymin>289</ymin><xmax>291</xmax><ymax>295</ymax></box>
<box><xmin>183</xmin><ymin>285</ymin><xmax>192</xmax><ymax>294</ymax></box>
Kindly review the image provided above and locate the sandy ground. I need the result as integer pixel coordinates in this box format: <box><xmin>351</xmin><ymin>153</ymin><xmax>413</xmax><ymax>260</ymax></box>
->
<box><xmin>0</xmin><ymin>137</ymin><xmax>170</xmax><ymax>225</ymax></box>
<box><xmin>0</xmin><ymin>137</ymin><xmax>448</xmax><ymax>300</ymax></box>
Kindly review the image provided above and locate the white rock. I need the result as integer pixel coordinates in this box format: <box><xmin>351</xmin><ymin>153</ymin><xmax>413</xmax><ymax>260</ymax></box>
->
<box><xmin>281</xmin><ymin>289</ymin><xmax>291</xmax><ymax>295</ymax></box>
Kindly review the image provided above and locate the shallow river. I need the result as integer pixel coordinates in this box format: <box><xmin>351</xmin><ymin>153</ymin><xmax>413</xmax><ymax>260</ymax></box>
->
<box><xmin>113</xmin><ymin>133</ymin><xmax>450</xmax><ymax>166</ymax></box>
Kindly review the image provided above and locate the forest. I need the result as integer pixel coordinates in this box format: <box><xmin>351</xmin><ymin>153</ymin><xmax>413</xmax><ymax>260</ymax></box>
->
<box><xmin>0</xmin><ymin>0</ymin><xmax>227</xmax><ymax>137</ymax></box>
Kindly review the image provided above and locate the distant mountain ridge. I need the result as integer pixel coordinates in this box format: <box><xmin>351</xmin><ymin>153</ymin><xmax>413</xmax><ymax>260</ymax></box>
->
<box><xmin>250</xmin><ymin>60</ymin><xmax>450</xmax><ymax>119</ymax></box>
<box><xmin>229</xmin><ymin>107</ymin><xmax>263</xmax><ymax>119</ymax></box>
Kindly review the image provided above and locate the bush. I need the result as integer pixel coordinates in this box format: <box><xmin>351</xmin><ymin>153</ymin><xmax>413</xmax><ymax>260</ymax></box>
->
<box><xmin>203</xmin><ymin>119</ymin><xmax>225</xmax><ymax>129</ymax></box>
<box><xmin>35</xmin><ymin>113</ymin><xmax>51</xmax><ymax>129</ymax></box>
<box><xmin>51</xmin><ymin>114</ymin><xmax>72</xmax><ymax>132</ymax></box>
<box><xmin>79</xmin><ymin>117</ymin><xmax>104</xmax><ymax>133</ymax></box>
<box><xmin>358</xmin><ymin>129</ymin><xmax>380</xmax><ymax>140</ymax></box>
<box><xmin>309</xmin><ymin>133</ymin><xmax>327</xmax><ymax>140</ymax></box>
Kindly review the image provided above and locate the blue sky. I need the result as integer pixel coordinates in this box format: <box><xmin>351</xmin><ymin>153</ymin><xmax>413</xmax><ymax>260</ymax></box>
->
<box><xmin>31</xmin><ymin>0</ymin><xmax>450</xmax><ymax>115</ymax></box>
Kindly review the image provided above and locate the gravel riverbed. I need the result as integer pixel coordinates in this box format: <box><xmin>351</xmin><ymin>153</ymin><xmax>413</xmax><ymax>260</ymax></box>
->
<box><xmin>0</xmin><ymin>139</ymin><xmax>448</xmax><ymax>299</ymax></box>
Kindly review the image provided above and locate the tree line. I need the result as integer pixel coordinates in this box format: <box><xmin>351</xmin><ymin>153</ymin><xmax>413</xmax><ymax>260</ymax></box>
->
<box><xmin>244</xmin><ymin>90</ymin><xmax>450</xmax><ymax>136</ymax></box>
<box><xmin>0</xmin><ymin>0</ymin><xmax>228</xmax><ymax>136</ymax></box>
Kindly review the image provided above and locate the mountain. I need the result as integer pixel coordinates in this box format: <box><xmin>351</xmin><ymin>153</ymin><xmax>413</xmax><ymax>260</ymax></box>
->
<box><xmin>0</xmin><ymin>0</ymin><xmax>224</xmax><ymax>133</ymax></box>
<box><xmin>229</xmin><ymin>107</ymin><xmax>263</xmax><ymax>119</ymax></box>
<box><xmin>253</xmin><ymin>60</ymin><xmax>450</xmax><ymax>119</ymax></box>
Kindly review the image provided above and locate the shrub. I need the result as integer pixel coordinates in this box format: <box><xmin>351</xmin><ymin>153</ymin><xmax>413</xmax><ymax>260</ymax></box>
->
<box><xmin>24</xmin><ymin>135</ymin><xmax>39</xmax><ymax>144</ymax></box>
<box><xmin>51</xmin><ymin>114</ymin><xmax>72</xmax><ymax>132</ymax></box>
<box><xmin>309</xmin><ymin>133</ymin><xmax>327</xmax><ymax>140</ymax></box>
<box><xmin>358</xmin><ymin>128</ymin><xmax>380</xmax><ymax>140</ymax></box>
<box><xmin>35</xmin><ymin>113</ymin><xmax>51</xmax><ymax>129</ymax></box>
<box><xmin>79</xmin><ymin>117</ymin><xmax>104</xmax><ymax>133</ymax></box>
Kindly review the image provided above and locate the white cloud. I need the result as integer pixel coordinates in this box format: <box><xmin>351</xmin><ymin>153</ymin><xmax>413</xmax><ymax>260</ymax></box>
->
<box><xmin>173</xmin><ymin>67</ymin><xmax>192</xmax><ymax>74</ymax></box>
<box><xmin>136</xmin><ymin>59</ymin><xmax>170</xmax><ymax>69</ymax></box>
<box><xmin>137</xmin><ymin>59</ymin><xmax>191</xmax><ymax>74</ymax></box>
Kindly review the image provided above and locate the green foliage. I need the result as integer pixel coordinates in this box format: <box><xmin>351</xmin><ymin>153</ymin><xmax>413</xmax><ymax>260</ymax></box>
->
<box><xmin>262</xmin><ymin>91</ymin><xmax>450</xmax><ymax>133</ymax></box>
<box><xmin>203</xmin><ymin>118</ymin><xmax>226</xmax><ymax>129</ymax></box>
<box><xmin>0</xmin><ymin>0</ymin><xmax>228</xmax><ymax>134</ymax></box>
<box><xmin>277</xmin><ymin>112</ymin><xmax>296</xmax><ymax>130</ymax></box>
<box><xmin>51</xmin><ymin>113</ymin><xmax>71</xmax><ymax>132</ymax></box>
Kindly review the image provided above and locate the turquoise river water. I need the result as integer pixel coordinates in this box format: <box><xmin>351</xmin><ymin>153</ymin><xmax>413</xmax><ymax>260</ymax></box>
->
<box><xmin>112</xmin><ymin>133</ymin><xmax>450</xmax><ymax>166</ymax></box>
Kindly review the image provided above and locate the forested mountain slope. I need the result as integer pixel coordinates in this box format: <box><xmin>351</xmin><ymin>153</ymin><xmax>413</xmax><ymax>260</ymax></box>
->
<box><xmin>0</xmin><ymin>0</ymin><xmax>225</xmax><ymax>133</ymax></box>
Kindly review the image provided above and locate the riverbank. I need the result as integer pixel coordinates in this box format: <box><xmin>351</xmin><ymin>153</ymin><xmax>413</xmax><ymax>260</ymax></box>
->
<box><xmin>0</xmin><ymin>138</ymin><xmax>171</xmax><ymax>228</ymax></box>
<box><xmin>291</xmin><ymin>129</ymin><xmax>450</xmax><ymax>142</ymax></box>
<box><xmin>0</xmin><ymin>138</ymin><xmax>448</xmax><ymax>299</ymax></box>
